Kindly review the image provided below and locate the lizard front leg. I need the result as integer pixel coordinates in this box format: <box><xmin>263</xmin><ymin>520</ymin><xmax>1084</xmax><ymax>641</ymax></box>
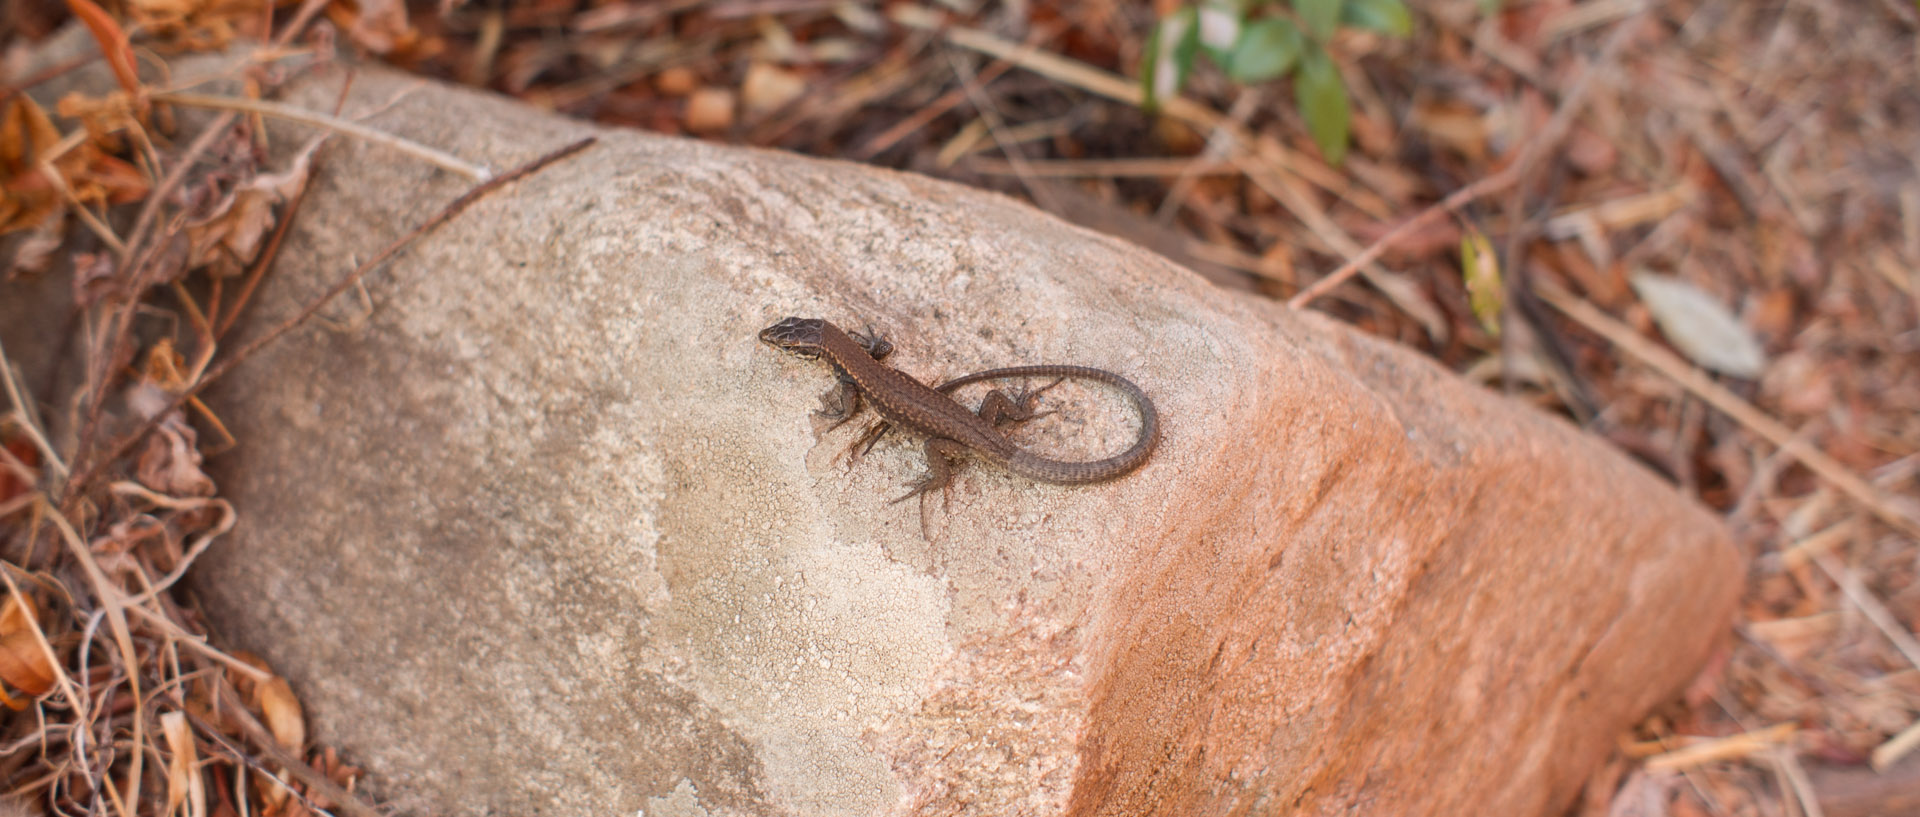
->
<box><xmin>811</xmin><ymin>376</ymin><xmax>863</xmax><ymax>436</ymax></box>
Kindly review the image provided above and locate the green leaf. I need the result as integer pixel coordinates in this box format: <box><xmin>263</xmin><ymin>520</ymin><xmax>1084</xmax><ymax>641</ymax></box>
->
<box><xmin>1292</xmin><ymin>0</ymin><xmax>1346</xmax><ymax>39</ymax></box>
<box><xmin>1341</xmin><ymin>0</ymin><xmax>1411</xmax><ymax>37</ymax></box>
<box><xmin>1459</xmin><ymin>228</ymin><xmax>1503</xmax><ymax>336</ymax></box>
<box><xmin>1224</xmin><ymin>18</ymin><xmax>1303</xmax><ymax>83</ymax></box>
<box><xmin>1294</xmin><ymin>46</ymin><xmax>1351</xmax><ymax>164</ymax></box>
<box><xmin>1476</xmin><ymin>0</ymin><xmax>1503</xmax><ymax>13</ymax></box>
<box><xmin>1140</xmin><ymin>6</ymin><xmax>1202</xmax><ymax>111</ymax></box>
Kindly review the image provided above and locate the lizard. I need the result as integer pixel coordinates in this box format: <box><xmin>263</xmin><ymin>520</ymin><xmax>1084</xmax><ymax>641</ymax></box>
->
<box><xmin>756</xmin><ymin>316</ymin><xmax>1159</xmax><ymax>504</ymax></box>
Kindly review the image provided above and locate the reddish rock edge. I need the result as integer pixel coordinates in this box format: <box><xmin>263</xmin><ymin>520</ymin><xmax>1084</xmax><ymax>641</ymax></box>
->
<box><xmin>4</xmin><ymin>39</ymin><xmax>1743</xmax><ymax>817</ymax></box>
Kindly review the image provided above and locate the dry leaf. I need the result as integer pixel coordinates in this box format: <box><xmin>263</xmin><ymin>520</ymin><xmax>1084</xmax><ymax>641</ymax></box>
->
<box><xmin>184</xmin><ymin>140</ymin><xmax>318</xmax><ymax>276</ymax></box>
<box><xmin>0</xmin><ymin>436</ymin><xmax>39</xmax><ymax>503</ymax></box>
<box><xmin>0</xmin><ymin>95</ymin><xmax>64</xmax><ymax>235</ymax></box>
<box><xmin>161</xmin><ymin>710</ymin><xmax>207</xmax><ymax>817</ymax></box>
<box><xmin>742</xmin><ymin>63</ymin><xmax>805</xmax><ymax>115</ymax></box>
<box><xmin>1460</xmin><ymin>227</ymin><xmax>1504</xmax><ymax>336</ymax></box>
<box><xmin>0</xmin><ymin>593</ymin><xmax>36</xmax><ymax>635</ymax></box>
<box><xmin>254</xmin><ymin>676</ymin><xmax>306</xmax><ymax>752</ymax></box>
<box><xmin>56</xmin><ymin>91</ymin><xmax>141</xmax><ymax>148</ymax></box>
<box><xmin>329</xmin><ymin>0</ymin><xmax>419</xmax><ymax>54</ymax></box>
<box><xmin>1630</xmin><ymin>271</ymin><xmax>1767</xmax><ymax>378</ymax></box>
<box><xmin>135</xmin><ymin>412</ymin><xmax>216</xmax><ymax>497</ymax></box>
<box><xmin>0</xmin><ymin>629</ymin><xmax>54</xmax><ymax>701</ymax></box>
<box><xmin>69</xmin><ymin>251</ymin><xmax>121</xmax><ymax>307</ymax></box>
<box><xmin>64</xmin><ymin>0</ymin><xmax>143</xmax><ymax>103</ymax></box>
<box><xmin>685</xmin><ymin>88</ymin><xmax>735</xmax><ymax>133</ymax></box>
<box><xmin>4</xmin><ymin>219</ymin><xmax>62</xmax><ymax>277</ymax></box>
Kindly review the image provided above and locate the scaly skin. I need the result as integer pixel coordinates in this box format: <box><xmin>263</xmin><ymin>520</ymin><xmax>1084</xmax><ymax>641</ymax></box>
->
<box><xmin>757</xmin><ymin>317</ymin><xmax>1159</xmax><ymax>501</ymax></box>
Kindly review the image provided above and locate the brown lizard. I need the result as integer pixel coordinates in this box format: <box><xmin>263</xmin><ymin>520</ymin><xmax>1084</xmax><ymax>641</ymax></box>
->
<box><xmin>757</xmin><ymin>317</ymin><xmax>1159</xmax><ymax>503</ymax></box>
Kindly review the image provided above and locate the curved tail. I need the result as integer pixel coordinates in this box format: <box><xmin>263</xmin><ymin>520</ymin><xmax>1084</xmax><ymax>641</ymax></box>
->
<box><xmin>935</xmin><ymin>365</ymin><xmax>1159</xmax><ymax>484</ymax></box>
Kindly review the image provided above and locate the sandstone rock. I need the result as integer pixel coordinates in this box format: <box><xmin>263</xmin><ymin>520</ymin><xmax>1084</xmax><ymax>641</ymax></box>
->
<box><xmin>4</xmin><ymin>45</ymin><xmax>1742</xmax><ymax>817</ymax></box>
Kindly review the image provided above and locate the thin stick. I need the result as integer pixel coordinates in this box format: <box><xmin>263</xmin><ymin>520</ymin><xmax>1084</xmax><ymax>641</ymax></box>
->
<box><xmin>62</xmin><ymin>137</ymin><xmax>596</xmax><ymax>497</ymax></box>
<box><xmin>152</xmin><ymin>92</ymin><xmax>492</xmax><ymax>181</ymax></box>
<box><xmin>1534</xmin><ymin>279</ymin><xmax>1920</xmax><ymax>538</ymax></box>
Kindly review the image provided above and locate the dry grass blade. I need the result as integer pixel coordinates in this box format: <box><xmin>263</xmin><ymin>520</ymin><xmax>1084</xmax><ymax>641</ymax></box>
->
<box><xmin>151</xmin><ymin>91</ymin><xmax>492</xmax><ymax>181</ymax></box>
<box><xmin>44</xmin><ymin>499</ymin><xmax>145</xmax><ymax>817</ymax></box>
<box><xmin>0</xmin><ymin>338</ymin><xmax>69</xmax><ymax>478</ymax></box>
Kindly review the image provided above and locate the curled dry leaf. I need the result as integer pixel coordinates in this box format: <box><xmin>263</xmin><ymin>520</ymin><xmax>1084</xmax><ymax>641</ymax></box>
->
<box><xmin>136</xmin><ymin>412</ymin><xmax>216</xmax><ymax>497</ymax></box>
<box><xmin>185</xmin><ymin>139</ymin><xmax>320</xmax><ymax>277</ymax></box>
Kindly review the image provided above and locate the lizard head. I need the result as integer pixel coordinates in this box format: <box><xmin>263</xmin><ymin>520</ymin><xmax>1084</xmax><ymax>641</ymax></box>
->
<box><xmin>758</xmin><ymin>317</ymin><xmax>829</xmax><ymax>359</ymax></box>
<box><xmin>759</xmin><ymin>317</ymin><xmax>894</xmax><ymax>361</ymax></box>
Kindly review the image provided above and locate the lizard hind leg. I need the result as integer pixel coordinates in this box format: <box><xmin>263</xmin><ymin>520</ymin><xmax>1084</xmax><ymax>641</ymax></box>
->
<box><xmin>837</xmin><ymin>420</ymin><xmax>891</xmax><ymax>469</ymax></box>
<box><xmin>976</xmin><ymin>377</ymin><xmax>1066</xmax><ymax>427</ymax></box>
<box><xmin>888</xmin><ymin>438</ymin><xmax>965</xmax><ymax>540</ymax></box>
<box><xmin>890</xmin><ymin>438</ymin><xmax>966</xmax><ymax>505</ymax></box>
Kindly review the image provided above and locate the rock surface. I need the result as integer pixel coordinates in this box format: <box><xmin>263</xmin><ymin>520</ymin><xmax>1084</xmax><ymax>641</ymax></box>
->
<box><xmin>5</xmin><ymin>45</ymin><xmax>1743</xmax><ymax>817</ymax></box>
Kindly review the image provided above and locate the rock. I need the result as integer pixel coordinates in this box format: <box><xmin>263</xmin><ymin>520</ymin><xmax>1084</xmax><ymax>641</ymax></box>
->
<box><xmin>6</xmin><ymin>45</ymin><xmax>1741</xmax><ymax>817</ymax></box>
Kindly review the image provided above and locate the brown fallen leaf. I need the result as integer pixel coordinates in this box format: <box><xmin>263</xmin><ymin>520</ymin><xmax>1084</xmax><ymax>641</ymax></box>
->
<box><xmin>328</xmin><ymin>0</ymin><xmax>421</xmax><ymax>55</ymax></box>
<box><xmin>0</xmin><ymin>594</ymin><xmax>54</xmax><ymax>703</ymax></box>
<box><xmin>55</xmin><ymin>90</ymin><xmax>142</xmax><ymax>150</ymax></box>
<box><xmin>161</xmin><ymin>710</ymin><xmax>206</xmax><ymax>817</ymax></box>
<box><xmin>0</xmin><ymin>95</ymin><xmax>65</xmax><ymax>235</ymax></box>
<box><xmin>135</xmin><ymin>412</ymin><xmax>216</xmax><ymax>497</ymax></box>
<box><xmin>185</xmin><ymin>139</ymin><xmax>320</xmax><ymax>277</ymax></box>
<box><xmin>255</xmin><ymin>676</ymin><xmax>306</xmax><ymax>753</ymax></box>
